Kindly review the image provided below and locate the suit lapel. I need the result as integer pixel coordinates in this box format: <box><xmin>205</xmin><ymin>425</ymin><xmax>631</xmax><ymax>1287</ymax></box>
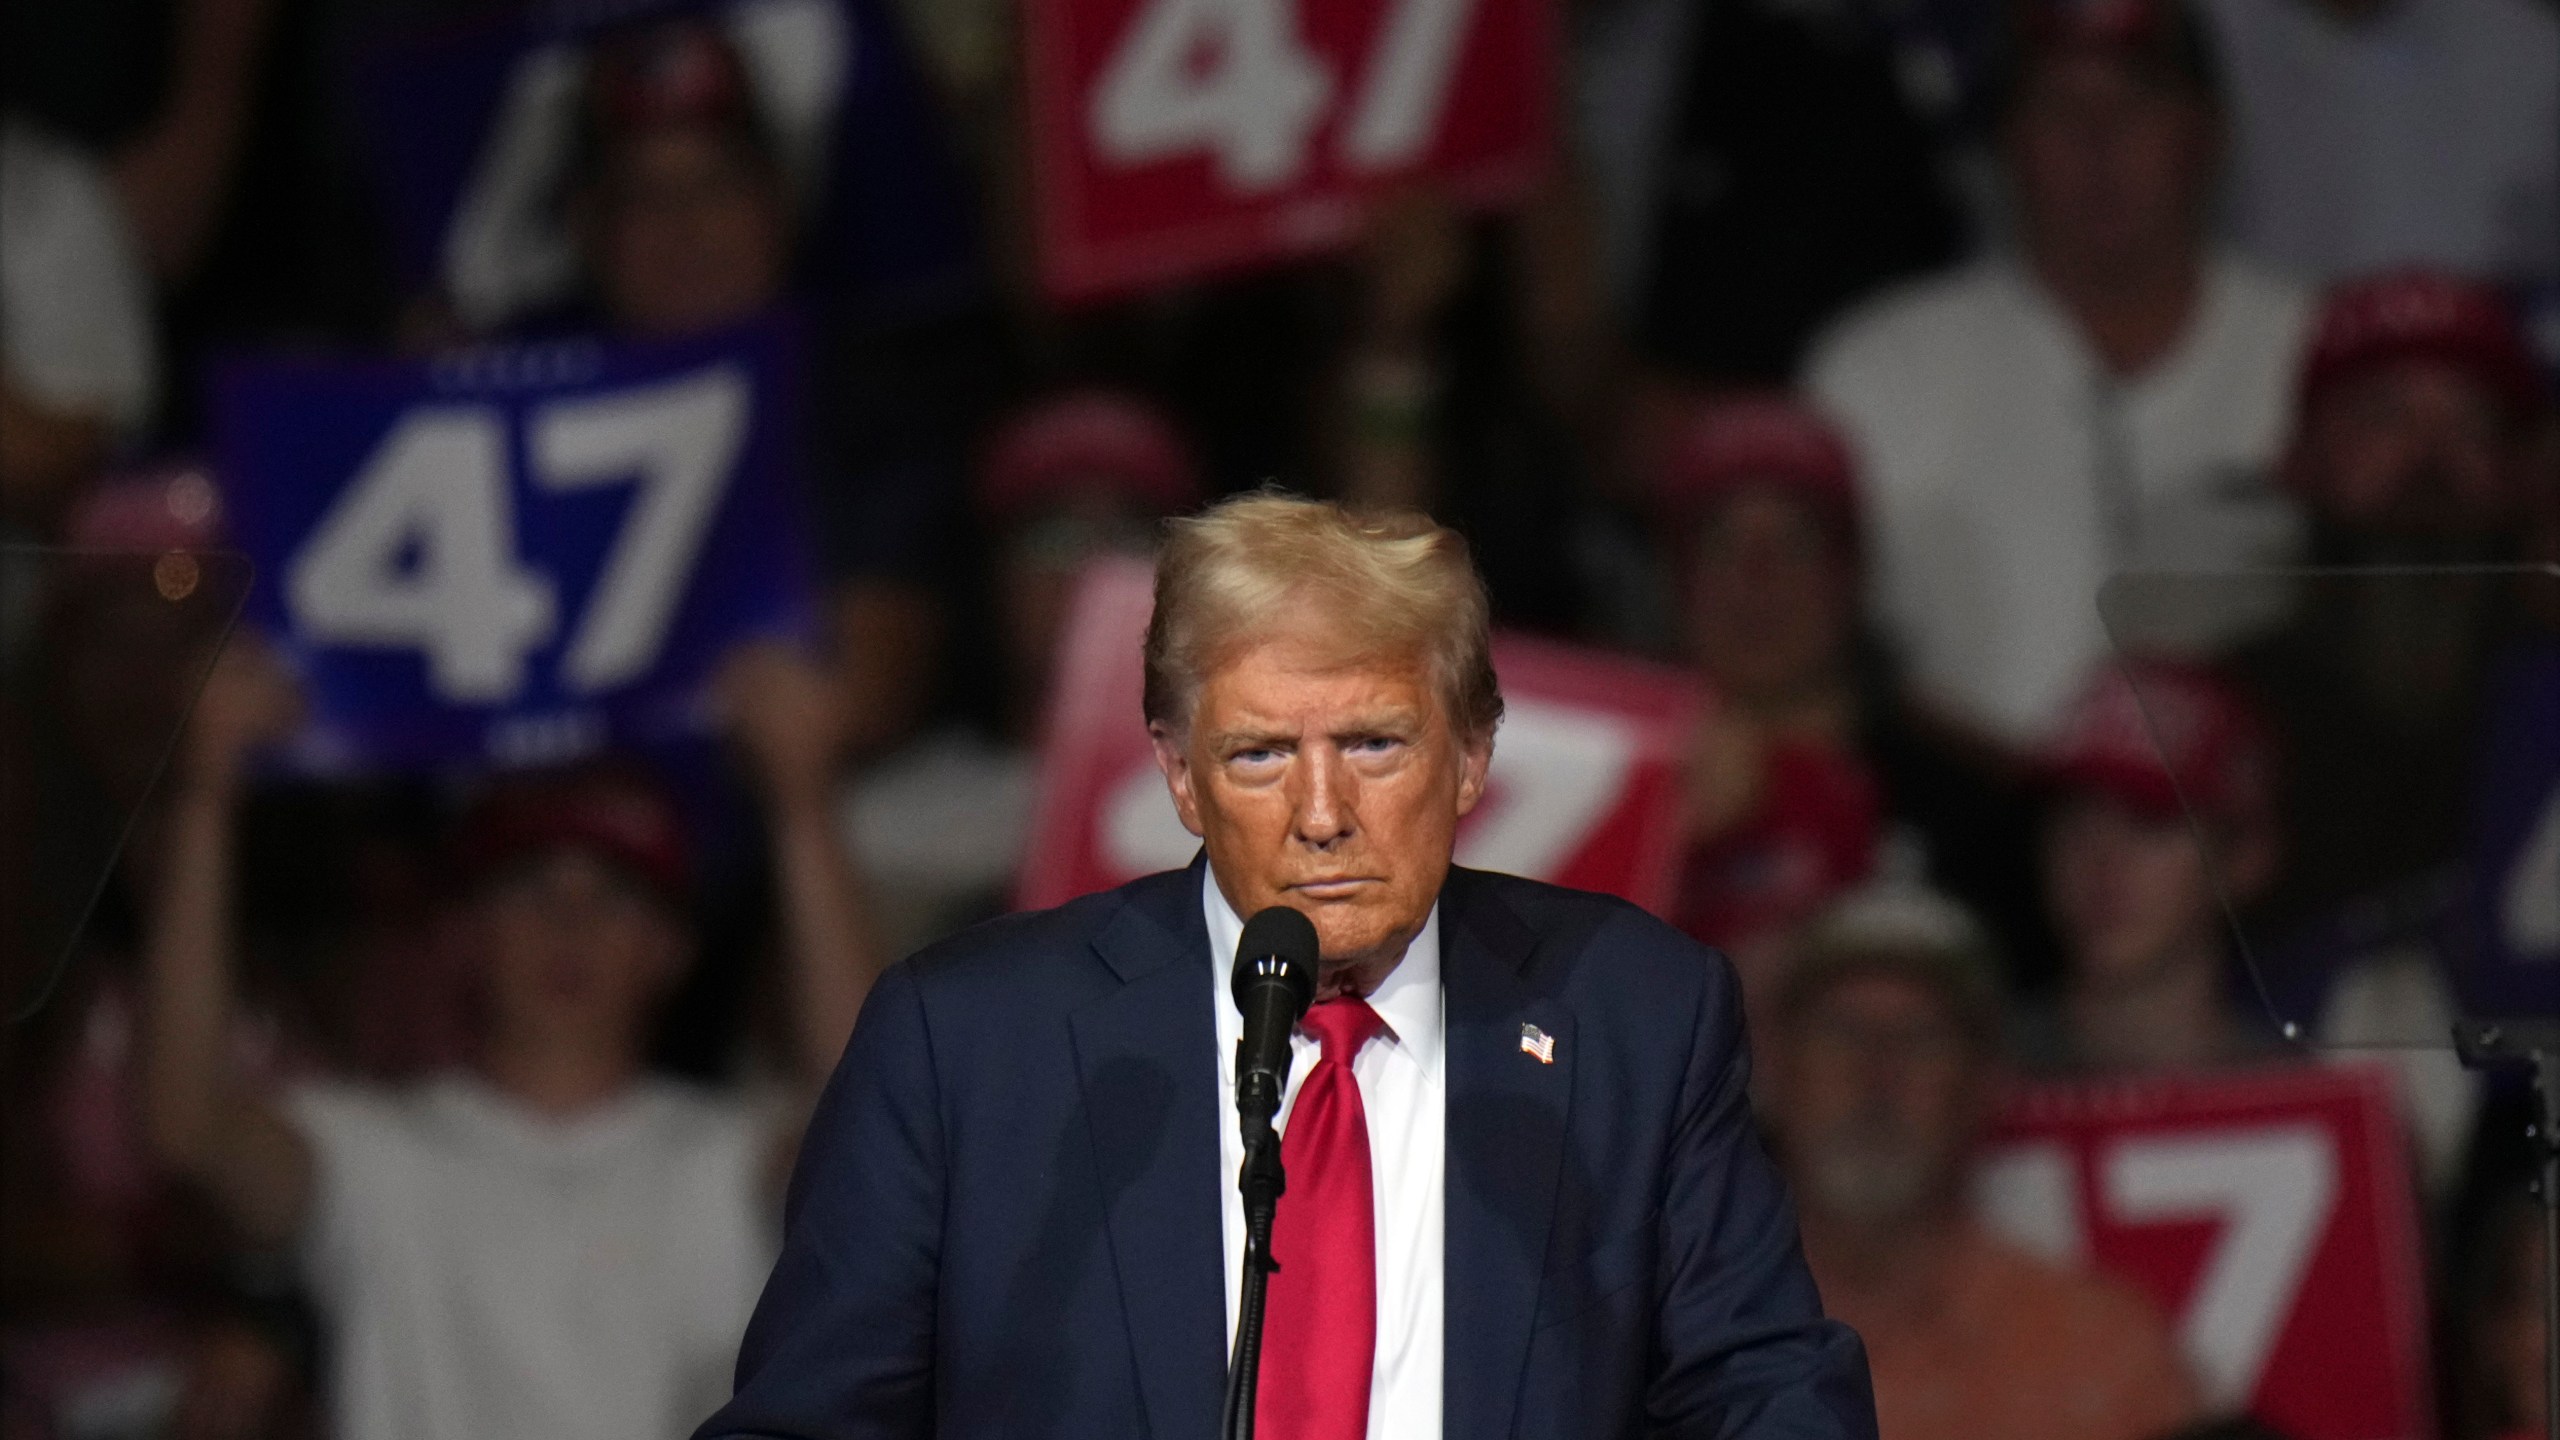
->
<box><xmin>1068</xmin><ymin>862</ymin><xmax>1228</xmax><ymax>1439</ymax></box>
<box><xmin>1440</xmin><ymin>869</ymin><xmax>1574</xmax><ymax>1440</ymax></box>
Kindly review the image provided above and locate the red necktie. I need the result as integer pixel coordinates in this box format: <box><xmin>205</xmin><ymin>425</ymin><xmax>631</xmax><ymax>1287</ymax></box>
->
<box><xmin>1258</xmin><ymin>995</ymin><xmax>1385</xmax><ymax>1440</ymax></box>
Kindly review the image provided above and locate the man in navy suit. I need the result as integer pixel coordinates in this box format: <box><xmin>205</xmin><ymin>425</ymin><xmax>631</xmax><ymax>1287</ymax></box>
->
<box><xmin>699</xmin><ymin>495</ymin><xmax>1875</xmax><ymax>1438</ymax></box>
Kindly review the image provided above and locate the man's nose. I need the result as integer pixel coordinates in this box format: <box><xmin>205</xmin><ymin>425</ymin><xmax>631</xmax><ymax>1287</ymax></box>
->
<box><xmin>1290</xmin><ymin>748</ymin><xmax>1356</xmax><ymax>849</ymax></box>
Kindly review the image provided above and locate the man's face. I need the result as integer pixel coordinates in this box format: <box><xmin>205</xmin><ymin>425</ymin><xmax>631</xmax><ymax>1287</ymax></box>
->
<box><xmin>2007</xmin><ymin>53</ymin><xmax>2214</xmax><ymax>278</ymax></box>
<box><xmin>2043</xmin><ymin>793</ymin><xmax>2220</xmax><ymax>989</ymax></box>
<box><xmin>1152</xmin><ymin>620</ymin><xmax>1491</xmax><ymax>992</ymax></box>
<box><xmin>591</xmin><ymin>127</ymin><xmax>787</xmax><ymax>337</ymax></box>
<box><xmin>1770</xmin><ymin>972</ymin><xmax>1983</xmax><ymax>1231</ymax></box>
<box><xmin>1682</xmin><ymin>487</ymin><xmax>1856</xmax><ymax>707</ymax></box>
<box><xmin>470</xmin><ymin>848</ymin><xmax>687</xmax><ymax>1053</ymax></box>
<box><xmin>2295</xmin><ymin>358</ymin><xmax>2518</xmax><ymax>538</ymax></box>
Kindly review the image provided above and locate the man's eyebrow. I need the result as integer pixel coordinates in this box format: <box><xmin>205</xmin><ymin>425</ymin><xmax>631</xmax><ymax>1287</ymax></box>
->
<box><xmin>1205</xmin><ymin>722</ymin><xmax>1297</xmax><ymax>751</ymax></box>
<box><xmin>1331</xmin><ymin>708</ymin><xmax>1425</xmax><ymax>738</ymax></box>
<box><xmin>1205</xmin><ymin>708</ymin><xmax>1426</xmax><ymax>751</ymax></box>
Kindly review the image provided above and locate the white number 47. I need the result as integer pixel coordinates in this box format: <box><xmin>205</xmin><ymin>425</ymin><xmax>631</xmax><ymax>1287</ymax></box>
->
<box><xmin>286</xmin><ymin>365</ymin><xmax>749</xmax><ymax>703</ymax></box>
<box><xmin>1091</xmin><ymin>0</ymin><xmax>1483</xmax><ymax>193</ymax></box>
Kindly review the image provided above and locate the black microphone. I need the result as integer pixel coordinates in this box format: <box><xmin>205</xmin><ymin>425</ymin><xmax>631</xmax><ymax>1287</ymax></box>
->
<box><xmin>1222</xmin><ymin>905</ymin><xmax>1317</xmax><ymax>1440</ymax></box>
<box><xmin>1230</xmin><ymin>906</ymin><xmax>1319</xmax><ymax>1150</ymax></box>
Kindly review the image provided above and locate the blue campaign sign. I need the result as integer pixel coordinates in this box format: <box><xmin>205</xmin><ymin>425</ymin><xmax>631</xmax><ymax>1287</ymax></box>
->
<box><xmin>347</xmin><ymin>0</ymin><xmax>974</xmax><ymax>328</ymax></box>
<box><xmin>2465</xmin><ymin>639</ymin><xmax>2560</xmax><ymax>1016</ymax></box>
<box><xmin>214</xmin><ymin>315</ymin><xmax>816</xmax><ymax>772</ymax></box>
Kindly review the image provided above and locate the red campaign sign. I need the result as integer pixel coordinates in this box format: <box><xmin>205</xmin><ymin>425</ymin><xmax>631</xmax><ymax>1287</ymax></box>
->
<box><xmin>1017</xmin><ymin>557</ymin><xmax>1704</xmax><ymax>911</ymax></box>
<box><xmin>1973</xmin><ymin>1065</ymin><xmax>2433</xmax><ymax>1440</ymax></box>
<box><xmin>1023</xmin><ymin>0</ymin><xmax>1556</xmax><ymax>304</ymax></box>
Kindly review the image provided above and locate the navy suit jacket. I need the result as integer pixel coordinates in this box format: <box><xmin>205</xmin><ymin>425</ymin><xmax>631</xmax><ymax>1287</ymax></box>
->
<box><xmin>699</xmin><ymin>860</ymin><xmax>1875</xmax><ymax>1438</ymax></box>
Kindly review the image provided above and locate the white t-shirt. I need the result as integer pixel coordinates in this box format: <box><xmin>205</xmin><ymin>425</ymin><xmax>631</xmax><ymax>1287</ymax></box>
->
<box><xmin>285</xmin><ymin>1074</ymin><xmax>776</xmax><ymax>1440</ymax></box>
<box><xmin>0</xmin><ymin>121</ymin><xmax>157</xmax><ymax>432</ymax></box>
<box><xmin>2199</xmin><ymin>0</ymin><xmax>2559</xmax><ymax>284</ymax></box>
<box><xmin>1806</xmin><ymin>252</ymin><xmax>2313</xmax><ymax>744</ymax></box>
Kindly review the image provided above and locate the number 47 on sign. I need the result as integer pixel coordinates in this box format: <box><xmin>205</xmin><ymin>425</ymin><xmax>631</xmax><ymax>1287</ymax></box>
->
<box><xmin>1093</xmin><ymin>0</ymin><xmax>1489</xmax><ymax>190</ymax></box>
<box><xmin>288</xmin><ymin>366</ymin><xmax>746</xmax><ymax>703</ymax></box>
<box><xmin>1029</xmin><ymin>0</ymin><xmax>1552</xmax><ymax>301</ymax></box>
<box><xmin>217</xmin><ymin>321</ymin><xmax>814</xmax><ymax>770</ymax></box>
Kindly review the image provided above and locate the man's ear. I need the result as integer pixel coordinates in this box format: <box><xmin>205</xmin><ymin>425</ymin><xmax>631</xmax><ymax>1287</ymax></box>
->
<box><xmin>1453</xmin><ymin>728</ymin><xmax>1494</xmax><ymax>817</ymax></box>
<box><xmin>1149</xmin><ymin>721</ymin><xmax>1207</xmax><ymax>838</ymax></box>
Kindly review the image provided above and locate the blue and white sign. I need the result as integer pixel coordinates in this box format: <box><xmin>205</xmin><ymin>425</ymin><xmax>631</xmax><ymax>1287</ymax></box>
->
<box><xmin>216</xmin><ymin>315</ymin><xmax>815</xmax><ymax>772</ymax></box>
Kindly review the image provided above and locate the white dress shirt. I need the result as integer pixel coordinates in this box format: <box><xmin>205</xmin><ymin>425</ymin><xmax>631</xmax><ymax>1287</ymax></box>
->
<box><xmin>1206</xmin><ymin>868</ymin><xmax>1445</xmax><ymax>1440</ymax></box>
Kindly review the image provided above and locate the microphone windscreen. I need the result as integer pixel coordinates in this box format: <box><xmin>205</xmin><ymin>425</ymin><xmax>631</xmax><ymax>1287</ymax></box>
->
<box><xmin>1236</xmin><ymin>905</ymin><xmax>1319</xmax><ymax>974</ymax></box>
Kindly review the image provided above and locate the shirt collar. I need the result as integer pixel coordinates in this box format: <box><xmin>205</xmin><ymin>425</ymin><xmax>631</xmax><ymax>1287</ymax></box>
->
<box><xmin>1202</xmin><ymin>864</ymin><xmax>1443</xmax><ymax>1069</ymax></box>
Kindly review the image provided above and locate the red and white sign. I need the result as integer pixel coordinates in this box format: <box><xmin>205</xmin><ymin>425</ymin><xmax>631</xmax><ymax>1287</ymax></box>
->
<box><xmin>1973</xmin><ymin>1065</ymin><xmax>2433</xmax><ymax>1440</ymax></box>
<box><xmin>1023</xmin><ymin>0</ymin><xmax>1555</xmax><ymax>303</ymax></box>
<box><xmin>1017</xmin><ymin>557</ymin><xmax>1703</xmax><ymax>911</ymax></box>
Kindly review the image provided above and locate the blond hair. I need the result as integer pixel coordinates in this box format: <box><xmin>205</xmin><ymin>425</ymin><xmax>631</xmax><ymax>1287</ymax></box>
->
<box><xmin>1142</xmin><ymin>492</ymin><xmax>1503</xmax><ymax>738</ymax></box>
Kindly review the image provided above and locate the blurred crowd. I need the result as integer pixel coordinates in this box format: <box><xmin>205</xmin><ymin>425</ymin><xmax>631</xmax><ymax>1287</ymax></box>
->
<box><xmin>2</xmin><ymin>0</ymin><xmax>2556</xmax><ymax>1437</ymax></box>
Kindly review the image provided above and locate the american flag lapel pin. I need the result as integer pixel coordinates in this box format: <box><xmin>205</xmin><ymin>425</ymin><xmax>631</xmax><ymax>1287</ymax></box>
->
<box><xmin>1519</xmin><ymin>1023</ymin><xmax>1556</xmax><ymax>1065</ymax></box>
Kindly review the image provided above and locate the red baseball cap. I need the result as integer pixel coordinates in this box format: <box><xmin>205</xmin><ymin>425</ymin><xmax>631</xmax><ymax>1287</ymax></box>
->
<box><xmin>977</xmin><ymin>390</ymin><xmax>1203</xmax><ymax>522</ymax></box>
<box><xmin>1652</xmin><ymin>395</ymin><xmax>1864</xmax><ymax>556</ymax></box>
<box><xmin>2297</xmin><ymin>269</ymin><xmax>2547</xmax><ymax>425</ymax></box>
<box><xmin>584</xmin><ymin>18</ymin><xmax>758</xmax><ymax>142</ymax></box>
<box><xmin>2039</xmin><ymin>657</ymin><xmax>2273</xmax><ymax>826</ymax></box>
<box><xmin>450</xmin><ymin>762</ymin><xmax>692</xmax><ymax>908</ymax></box>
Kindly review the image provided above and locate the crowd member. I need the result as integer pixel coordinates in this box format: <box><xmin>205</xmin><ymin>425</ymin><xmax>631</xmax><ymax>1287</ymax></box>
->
<box><xmin>2206</xmin><ymin>275</ymin><xmax>2550</xmax><ymax>1206</ymax></box>
<box><xmin>1807</xmin><ymin>0</ymin><xmax>2311</xmax><ymax>749</ymax></box>
<box><xmin>2020</xmin><ymin>656</ymin><xmax>2282</xmax><ymax>1073</ymax></box>
<box><xmin>1653</xmin><ymin>395</ymin><xmax>2057</xmax><ymax>1004</ymax></box>
<box><xmin>139</xmin><ymin>637</ymin><xmax>883</xmax><ymax>1440</ymax></box>
<box><xmin>972</xmin><ymin>393</ymin><xmax>1205</xmax><ymax>731</ymax></box>
<box><xmin>566</xmin><ymin>21</ymin><xmax>796</xmax><ymax>341</ymax></box>
<box><xmin>2240</xmin><ymin>269</ymin><xmax>2549</xmax><ymax>942</ymax></box>
<box><xmin>0</xmin><ymin>119</ymin><xmax>159</xmax><ymax>534</ymax></box>
<box><xmin>1764</xmin><ymin>884</ymin><xmax>2204</xmax><ymax>1440</ymax></box>
<box><xmin>2195</xmin><ymin>0</ymin><xmax>2558</xmax><ymax>287</ymax></box>
<box><xmin>840</xmin><ymin>389</ymin><xmax>1203</xmax><ymax>952</ymax></box>
<box><xmin>2027</xmin><ymin>650</ymin><xmax>2489</xmax><ymax>1190</ymax></box>
<box><xmin>545</xmin><ymin>15</ymin><xmax>979</xmax><ymax>762</ymax></box>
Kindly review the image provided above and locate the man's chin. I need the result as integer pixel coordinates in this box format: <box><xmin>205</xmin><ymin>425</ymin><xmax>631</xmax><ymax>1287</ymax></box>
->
<box><xmin>1309</xmin><ymin>908</ymin><xmax>1427</xmax><ymax>985</ymax></box>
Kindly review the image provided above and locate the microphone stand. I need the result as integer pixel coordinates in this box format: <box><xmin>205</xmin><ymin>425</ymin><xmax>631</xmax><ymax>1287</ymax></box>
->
<box><xmin>1222</xmin><ymin>1125</ymin><xmax>1285</xmax><ymax>1440</ymax></box>
<box><xmin>1222</xmin><ymin>910</ymin><xmax>1313</xmax><ymax>1440</ymax></box>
